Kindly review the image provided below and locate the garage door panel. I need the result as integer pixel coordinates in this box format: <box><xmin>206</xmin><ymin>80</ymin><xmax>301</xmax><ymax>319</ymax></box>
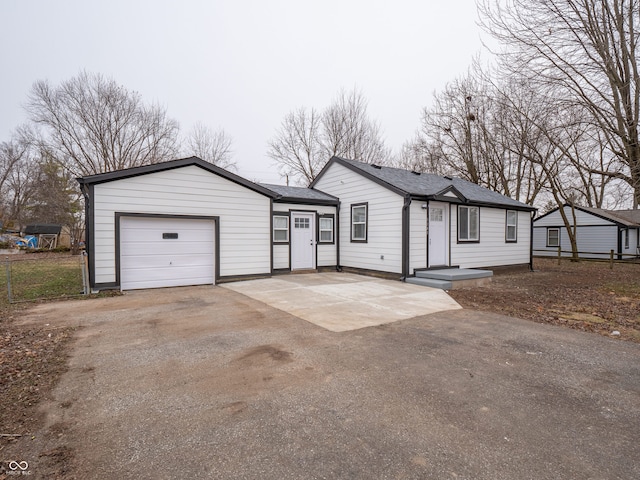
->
<box><xmin>120</xmin><ymin>216</ymin><xmax>215</xmax><ymax>290</ymax></box>
<box><xmin>121</xmin><ymin>241</ymin><xmax>214</xmax><ymax>256</ymax></box>
<box><xmin>121</xmin><ymin>253</ymin><xmax>214</xmax><ymax>269</ymax></box>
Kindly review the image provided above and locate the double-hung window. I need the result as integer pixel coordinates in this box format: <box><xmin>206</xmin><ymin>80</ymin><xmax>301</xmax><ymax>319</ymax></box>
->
<box><xmin>319</xmin><ymin>215</ymin><xmax>334</xmax><ymax>243</ymax></box>
<box><xmin>505</xmin><ymin>210</ymin><xmax>517</xmax><ymax>242</ymax></box>
<box><xmin>547</xmin><ymin>228</ymin><xmax>559</xmax><ymax>247</ymax></box>
<box><xmin>273</xmin><ymin>215</ymin><xmax>289</xmax><ymax>243</ymax></box>
<box><xmin>351</xmin><ymin>203</ymin><xmax>367</xmax><ymax>242</ymax></box>
<box><xmin>458</xmin><ymin>206</ymin><xmax>479</xmax><ymax>242</ymax></box>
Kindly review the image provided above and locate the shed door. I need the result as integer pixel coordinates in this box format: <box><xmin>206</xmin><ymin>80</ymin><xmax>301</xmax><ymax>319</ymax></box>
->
<box><xmin>291</xmin><ymin>212</ymin><xmax>316</xmax><ymax>270</ymax></box>
<box><xmin>120</xmin><ymin>216</ymin><xmax>215</xmax><ymax>290</ymax></box>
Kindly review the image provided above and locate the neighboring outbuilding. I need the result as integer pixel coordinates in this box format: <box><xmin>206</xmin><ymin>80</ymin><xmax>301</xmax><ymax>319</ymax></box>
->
<box><xmin>78</xmin><ymin>155</ymin><xmax>536</xmax><ymax>291</ymax></box>
<box><xmin>23</xmin><ymin>224</ymin><xmax>63</xmax><ymax>249</ymax></box>
<box><xmin>310</xmin><ymin>156</ymin><xmax>537</xmax><ymax>279</ymax></box>
<box><xmin>533</xmin><ymin>205</ymin><xmax>640</xmax><ymax>259</ymax></box>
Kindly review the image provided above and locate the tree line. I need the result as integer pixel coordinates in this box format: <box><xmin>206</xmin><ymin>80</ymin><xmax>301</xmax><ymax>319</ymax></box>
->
<box><xmin>271</xmin><ymin>0</ymin><xmax>639</xmax><ymax>216</ymax></box>
<box><xmin>2</xmin><ymin>0</ymin><xmax>638</xmax><ymax>250</ymax></box>
<box><xmin>0</xmin><ymin>72</ymin><xmax>234</xmax><ymax>247</ymax></box>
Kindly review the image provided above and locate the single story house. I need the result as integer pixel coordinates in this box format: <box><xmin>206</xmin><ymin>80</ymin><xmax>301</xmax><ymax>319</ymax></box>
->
<box><xmin>311</xmin><ymin>156</ymin><xmax>536</xmax><ymax>278</ymax></box>
<box><xmin>533</xmin><ymin>205</ymin><xmax>640</xmax><ymax>259</ymax></box>
<box><xmin>78</xmin><ymin>156</ymin><xmax>536</xmax><ymax>291</ymax></box>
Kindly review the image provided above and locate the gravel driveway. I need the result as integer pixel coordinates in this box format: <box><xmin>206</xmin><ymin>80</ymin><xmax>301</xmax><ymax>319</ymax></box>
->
<box><xmin>14</xmin><ymin>284</ymin><xmax>640</xmax><ymax>479</ymax></box>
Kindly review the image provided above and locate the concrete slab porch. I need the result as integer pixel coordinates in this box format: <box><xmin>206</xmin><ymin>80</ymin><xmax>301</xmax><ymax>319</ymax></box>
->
<box><xmin>407</xmin><ymin>268</ymin><xmax>493</xmax><ymax>290</ymax></box>
<box><xmin>221</xmin><ymin>272</ymin><xmax>462</xmax><ymax>332</ymax></box>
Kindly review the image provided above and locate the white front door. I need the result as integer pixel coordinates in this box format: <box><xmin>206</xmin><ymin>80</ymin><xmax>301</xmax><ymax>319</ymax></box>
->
<box><xmin>428</xmin><ymin>202</ymin><xmax>448</xmax><ymax>267</ymax></box>
<box><xmin>291</xmin><ymin>212</ymin><xmax>315</xmax><ymax>270</ymax></box>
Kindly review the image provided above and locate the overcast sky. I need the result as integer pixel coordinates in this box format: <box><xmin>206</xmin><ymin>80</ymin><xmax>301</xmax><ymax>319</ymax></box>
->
<box><xmin>1</xmin><ymin>0</ymin><xmax>486</xmax><ymax>184</ymax></box>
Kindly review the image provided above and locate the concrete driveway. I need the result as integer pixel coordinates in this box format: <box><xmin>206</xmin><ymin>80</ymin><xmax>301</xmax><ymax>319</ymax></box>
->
<box><xmin>222</xmin><ymin>272</ymin><xmax>462</xmax><ymax>331</ymax></box>
<box><xmin>15</xmin><ymin>284</ymin><xmax>640</xmax><ymax>479</ymax></box>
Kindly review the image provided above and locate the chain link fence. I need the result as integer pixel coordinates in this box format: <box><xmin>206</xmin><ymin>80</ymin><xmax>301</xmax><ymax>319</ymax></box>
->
<box><xmin>2</xmin><ymin>253</ymin><xmax>89</xmax><ymax>304</ymax></box>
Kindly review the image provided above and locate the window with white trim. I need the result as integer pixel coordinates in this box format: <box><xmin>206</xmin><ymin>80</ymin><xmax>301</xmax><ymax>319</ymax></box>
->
<box><xmin>273</xmin><ymin>215</ymin><xmax>289</xmax><ymax>242</ymax></box>
<box><xmin>351</xmin><ymin>203</ymin><xmax>367</xmax><ymax>242</ymax></box>
<box><xmin>458</xmin><ymin>206</ymin><xmax>479</xmax><ymax>242</ymax></box>
<box><xmin>319</xmin><ymin>216</ymin><xmax>334</xmax><ymax>243</ymax></box>
<box><xmin>506</xmin><ymin>210</ymin><xmax>517</xmax><ymax>242</ymax></box>
<box><xmin>547</xmin><ymin>228</ymin><xmax>559</xmax><ymax>247</ymax></box>
<box><xmin>624</xmin><ymin>229</ymin><xmax>629</xmax><ymax>249</ymax></box>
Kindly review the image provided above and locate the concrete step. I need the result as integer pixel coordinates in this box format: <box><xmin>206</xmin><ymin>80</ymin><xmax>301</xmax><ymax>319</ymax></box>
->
<box><xmin>405</xmin><ymin>277</ymin><xmax>452</xmax><ymax>290</ymax></box>
<box><xmin>416</xmin><ymin>268</ymin><xmax>493</xmax><ymax>281</ymax></box>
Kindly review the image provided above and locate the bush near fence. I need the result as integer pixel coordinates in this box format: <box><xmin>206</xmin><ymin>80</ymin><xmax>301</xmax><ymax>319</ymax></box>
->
<box><xmin>2</xmin><ymin>253</ymin><xmax>88</xmax><ymax>304</ymax></box>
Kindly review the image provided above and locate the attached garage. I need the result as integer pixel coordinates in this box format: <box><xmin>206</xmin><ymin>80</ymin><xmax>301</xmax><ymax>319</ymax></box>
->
<box><xmin>118</xmin><ymin>215</ymin><xmax>217</xmax><ymax>290</ymax></box>
<box><xmin>78</xmin><ymin>157</ymin><xmax>277</xmax><ymax>291</ymax></box>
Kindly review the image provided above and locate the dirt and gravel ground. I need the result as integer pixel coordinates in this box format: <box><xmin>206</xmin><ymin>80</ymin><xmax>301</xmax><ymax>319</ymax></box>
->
<box><xmin>1</xmin><ymin>260</ymin><xmax>639</xmax><ymax>479</ymax></box>
<box><xmin>450</xmin><ymin>257</ymin><xmax>640</xmax><ymax>342</ymax></box>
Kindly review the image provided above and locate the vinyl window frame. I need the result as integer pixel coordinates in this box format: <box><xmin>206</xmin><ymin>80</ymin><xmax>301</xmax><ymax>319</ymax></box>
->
<box><xmin>547</xmin><ymin>227</ymin><xmax>560</xmax><ymax>248</ymax></box>
<box><xmin>273</xmin><ymin>213</ymin><xmax>290</xmax><ymax>244</ymax></box>
<box><xmin>350</xmin><ymin>203</ymin><xmax>368</xmax><ymax>243</ymax></box>
<box><xmin>457</xmin><ymin>205</ymin><xmax>480</xmax><ymax>243</ymax></box>
<box><xmin>505</xmin><ymin>210</ymin><xmax>518</xmax><ymax>243</ymax></box>
<box><xmin>318</xmin><ymin>214</ymin><xmax>335</xmax><ymax>244</ymax></box>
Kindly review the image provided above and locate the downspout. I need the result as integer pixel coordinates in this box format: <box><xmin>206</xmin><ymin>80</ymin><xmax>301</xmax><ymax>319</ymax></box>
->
<box><xmin>79</xmin><ymin>181</ymin><xmax>93</xmax><ymax>290</ymax></box>
<box><xmin>529</xmin><ymin>212</ymin><xmax>534</xmax><ymax>271</ymax></box>
<box><xmin>336</xmin><ymin>201</ymin><xmax>342</xmax><ymax>272</ymax></box>
<box><xmin>401</xmin><ymin>195</ymin><xmax>411</xmax><ymax>281</ymax></box>
<box><xmin>617</xmin><ymin>226</ymin><xmax>623</xmax><ymax>260</ymax></box>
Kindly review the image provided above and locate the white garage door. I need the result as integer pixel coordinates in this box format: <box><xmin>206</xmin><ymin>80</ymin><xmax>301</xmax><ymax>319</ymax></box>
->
<box><xmin>120</xmin><ymin>216</ymin><xmax>215</xmax><ymax>290</ymax></box>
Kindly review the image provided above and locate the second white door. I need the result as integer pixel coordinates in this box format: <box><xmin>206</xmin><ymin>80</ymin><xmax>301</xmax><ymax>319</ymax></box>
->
<box><xmin>291</xmin><ymin>212</ymin><xmax>315</xmax><ymax>270</ymax></box>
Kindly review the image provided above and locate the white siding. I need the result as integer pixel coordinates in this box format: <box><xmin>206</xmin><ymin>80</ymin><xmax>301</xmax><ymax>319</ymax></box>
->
<box><xmin>409</xmin><ymin>202</ymin><xmax>427</xmax><ymax>273</ymax></box>
<box><xmin>314</xmin><ymin>163</ymin><xmax>404</xmax><ymax>274</ymax></box>
<box><xmin>451</xmin><ymin>207</ymin><xmax>531</xmax><ymax>268</ymax></box>
<box><xmin>271</xmin><ymin>203</ymin><xmax>338</xmax><ymax>269</ymax></box>
<box><xmin>273</xmin><ymin>244</ymin><xmax>289</xmax><ymax>269</ymax></box>
<box><xmin>93</xmin><ymin>165</ymin><xmax>271</xmax><ymax>284</ymax></box>
<box><xmin>533</xmin><ymin>225</ymin><xmax>619</xmax><ymax>258</ymax></box>
<box><xmin>532</xmin><ymin>207</ymin><xmax>625</xmax><ymax>258</ymax></box>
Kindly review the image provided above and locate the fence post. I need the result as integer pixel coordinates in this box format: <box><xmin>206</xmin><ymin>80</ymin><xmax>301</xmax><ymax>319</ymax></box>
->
<box><xmin>557</xmin><ymin>247</ymin><xmax>562</xmax><ymax>265</ymax></box>
<box><xmin>610</xmin><ymin>249</ymin><xmax>614</xmax><ymax>269</ymax></box>
<box><xmin>5</xmin><ymin>256</ymin><xmax>12</xmax><ymax>303</ymax></box>
<box><xmin>81</xmin><ymin>251</ymin><xmax>89</xmax><ymax>295</ymax></box>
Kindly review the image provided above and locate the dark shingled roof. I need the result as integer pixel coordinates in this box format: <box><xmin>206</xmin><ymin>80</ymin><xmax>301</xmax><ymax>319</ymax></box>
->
<box><xmin>611</xmin><ymin>208</ymin><xmax>640</xmax><ymax>225</ymax></box>
<box><xmin>327</xmin><ymin>157</ymin><xmax>535</xmax><ymax>211</ymax></box>
<box><xmin>260</xmin><ymin>183</ymin><xmax>339</xmax><ymax>205</ymax></box>
<box><xmin>24</xmin><ymin>224</ymin><xmax>62</xmax><ymax>235</ymax></box>
<box><xmin>578</xmin><ymin>206</ymin><xmax>640</xmax><ymax>227</ymax></box>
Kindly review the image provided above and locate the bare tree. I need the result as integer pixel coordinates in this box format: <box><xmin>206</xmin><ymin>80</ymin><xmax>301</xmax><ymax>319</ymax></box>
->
<box><xmin>268</xmin><ymin>107</ymin><xmax>324</xmax><ymax>186</ymax></box>
<box><xmin>26</xmin><ymin>71</ymin><xmax>179</xmax><ymax>177</ymax></box>
<box><xmin>0</xmin><ymin>132</ymin><xmax>38</xmax><ymax>229</ymax></box>
<box><xmin>185</xmin><ymin>122</ymin><xmax>235</xmax><ymax>170</ymax></box>
<box><xmin>479</xmin><ymin>0</ymin><xmax>640</xmax><ymax>207</ymax></box>
<box><xmin>267</xmin><ymin>89</ymin><xmax>391</xmax><ymax>185</ymax></box>
<box><xmin>394</xmin><ymin>135</ymin><xmax>451</xmax><ymax>175</ymax></box>
<box><xmin>322</xmin><ymin>89</ymin><xmax>391</xmax><ymax>165</ymax></box>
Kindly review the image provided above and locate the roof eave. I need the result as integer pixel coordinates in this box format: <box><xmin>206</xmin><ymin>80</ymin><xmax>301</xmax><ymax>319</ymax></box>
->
<box><xmin>76</xmin><ymin>157</ymin><xmax>278</xmax><ymax>198</ymax></box>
